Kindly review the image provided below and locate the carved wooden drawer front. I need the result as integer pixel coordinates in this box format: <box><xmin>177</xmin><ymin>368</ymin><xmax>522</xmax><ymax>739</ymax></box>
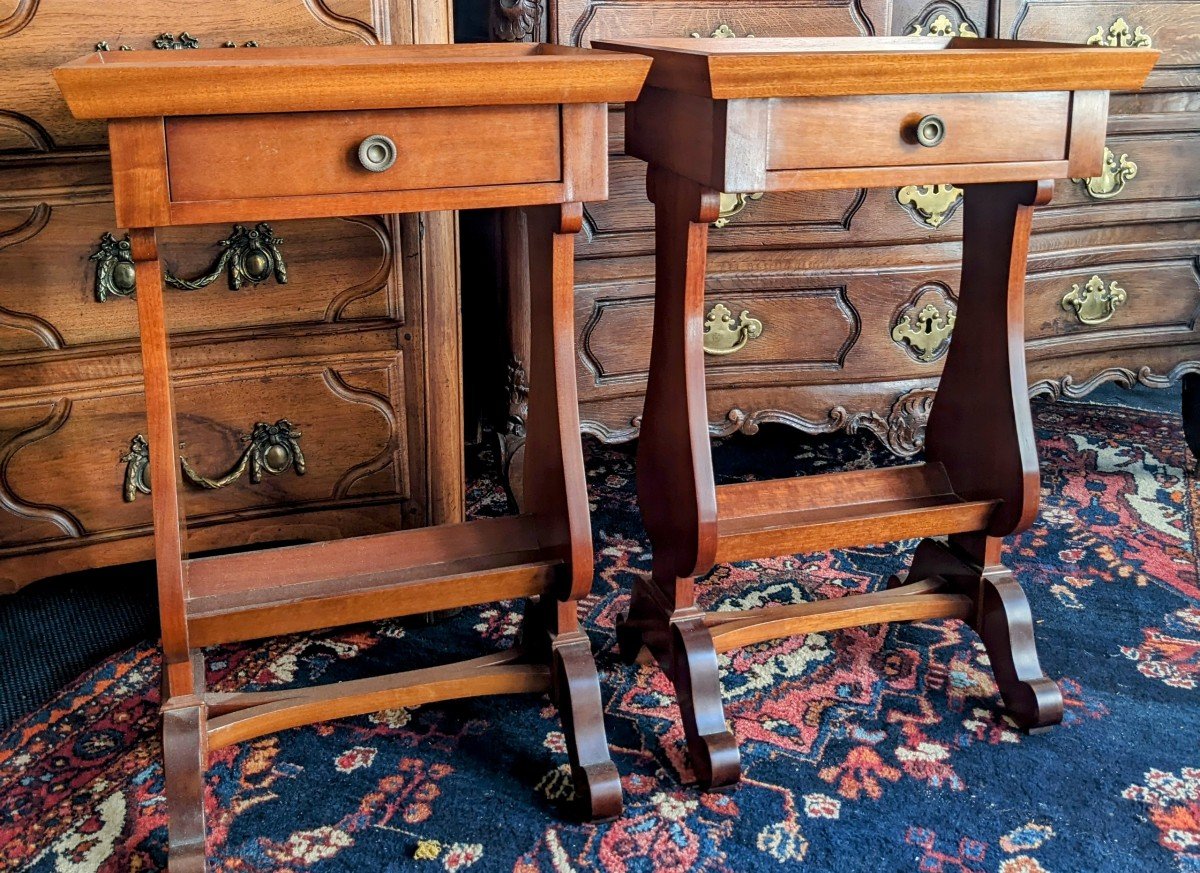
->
<box><xmin>165</xmin><ymin>107</ymin><xmax>561</xmax><ymax>202</ymax></box>
<box><xmin>576</xmin><ymin>268</ymin><xmax>964</xmax><ymax>400</ymax></box>
<box><xmin>1003</xmin><ymin>0</ymin><xmax>1196</xmax><ymax>88</ymax></box>
<box><xmin>0</xmin><ymin>206</ymin><xmax>394</xmax><ymax>354</ymax></box>
<box><xmin>0</xmin><ymin>357</ymin><xmax>406</xmax><ymax>551</ymax></box>
<box><xmin>1026</xmin><ymin>258</ymin><xmax>1200</xmax><ymax>343</ymax></box>
<box><xmin>560</xmin><ymin>0</ymin><xmax>890</xmax><ymax>47</ymax></box>
<box><xmin>767</xmin><ymin>92</ymin><xmax>1071</xmax><ymax>171</ymax></box>
<box><xmin>0</xmin><ymin>0</ymin><xmax>383</xmax><ymax>151</ymax></box>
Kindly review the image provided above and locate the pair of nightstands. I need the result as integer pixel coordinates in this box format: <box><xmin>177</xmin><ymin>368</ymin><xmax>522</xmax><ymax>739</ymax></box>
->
<box><xmin>54</xmin><ymin>36</ymin><xmax>1155</xmax><ymax>870</ymax></box>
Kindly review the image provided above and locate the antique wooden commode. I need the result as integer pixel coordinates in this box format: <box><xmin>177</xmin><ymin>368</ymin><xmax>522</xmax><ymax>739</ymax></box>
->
<box><xmin>54</xmin><ymin>43</ymin><xmax>650</xmax><ymax>868</ymax></box>
<box><xmin>594</xmin><ymin>37</ymin><xmax>1158</xmax><ymax>788</ymax></box>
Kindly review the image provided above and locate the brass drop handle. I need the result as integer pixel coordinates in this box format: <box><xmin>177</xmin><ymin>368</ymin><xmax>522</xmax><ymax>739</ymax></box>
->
<box><xmin>120</xmin><ymin>420</ymin><xmax>305</xmax><ymax>502</ymax></box>
<box><xmin>90</xmin><ymin>223</ymin><xmax>286</xmax><ymax>302</ymax></box>
<box><xmin>703</xmin><ymin>303</ymin><xmax>763</xmax><ymax>356</ymax></box>
<box><xmin>358</xmin><ymin>134</ymin><xmax>398</xmax><ymax>172</ymax></box>
<box><xmin>914</xmin><ymin>115</ymin><xmax>946</xmax><ymax>148</ymax></box>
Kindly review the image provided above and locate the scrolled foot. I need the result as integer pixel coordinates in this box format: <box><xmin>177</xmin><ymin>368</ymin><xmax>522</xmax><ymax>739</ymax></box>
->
<box><xmin>975</xmin><ymin>569</ymin><xmax>1064</xmax><ymax>731</ymax></box>
<box><xmin>551</xmin><ymin>632</ymin><xmax>624</xmax><ymax>821</ymax></box>
<box><xmin>669</xmin><ymin>619</ymin><xmax>741</xmax><ymax>789</ymax></box>
<box><xmin>573</xmin><ymin>760</ymin><xmax>623</xmax><ymax>821</ymax></box>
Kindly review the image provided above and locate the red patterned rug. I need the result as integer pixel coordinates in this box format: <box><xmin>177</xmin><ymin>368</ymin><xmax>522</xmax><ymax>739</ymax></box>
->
<box><xmin>2</xmin><ymin>399</ymin><xmax>1197</xmax><ymax>872</ymax></box>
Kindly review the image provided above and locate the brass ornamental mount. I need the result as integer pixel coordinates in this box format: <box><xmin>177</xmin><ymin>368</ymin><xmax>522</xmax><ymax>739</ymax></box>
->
<box><xmin>1074</xmin><ymin>146</ymin><xmax>1138</xmax><ymax>200</ymax></box>
<box><xmin>714</xmin><ymin>191</ymin><xmax>764</xmax><ymax>228</ymax></box>
<box><xmin>690</xmin><ymin>24</ymin><xmax>753</xmax><ymax>38</ymax></box>
<box><xmin>121</xmin><ymin>420</ymin><xmax>306</xmax><ymax>502</ymax></box>
<box><xmin>90</xmin><ymin>223</ymin><xmax>287</xmax><ymax>302</ymax></box>
<box><xmin>892</xmin><ymin>302</ymin><xmax>956</xmax><ymax>362</ymax></box>
<box><xmin>908</xmin><ymin>12</ymin><xmax>979</xmax><ymax>37</ymax></box>
<box><xmin>1061</xmin><ymin>275</ymin><xmax>1129</xmax><ymax>325</ymax></box>
<box><xmin>95</xmin><ymin>33</ymin><xmax>258</xmax><ymax>52</ymax></box>
<box><xmin>896</xmin><ymin>183</ymin><xmax>963</xmax><ymax>228</ymax></box>
<box><xmin>1086</xmin><ymin>17</ymin><xmax>1152</xmax><ymax>47</ymax></box>
<box><xmin>703</xmin><ymin>303</ymin><xmax>763</xmax><ymax>356</ymax></box>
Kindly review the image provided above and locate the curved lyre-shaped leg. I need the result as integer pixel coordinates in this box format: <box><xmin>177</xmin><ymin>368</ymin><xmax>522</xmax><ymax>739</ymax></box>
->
<box><xmin>131</xmin><ymin>228</ymin><xmax>209</xmax><ymax>868</ymax></box>
<box><xmin>520</xmin><ymin>203</ymin><xmax>621</xmax><ymax>819</ymax></box>
<box><xmin>911</xmin><ymin>180</ymin><xmax>1063</xmax><ymax>732</ymax></box>
<box><xmin>615</xmin><ymin>165</ymin><xmax>740</xmax><ymax>788</ymax></box>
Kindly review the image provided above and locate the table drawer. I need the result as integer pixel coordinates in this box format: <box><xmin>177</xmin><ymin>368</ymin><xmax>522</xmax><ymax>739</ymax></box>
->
<box><xmin>1026</xmin><ymin>258</ymin><xmax>1200</xmax><ymax>344</ymax></box>
<box><xmin>165</xmin><ymin>106</ymin><xmax>562</xmax><ymax>202</ymax></box>
<box><xmin>767</xmin><ymin>92</ymin><xmax>1071</xmax><ymax>172</ymax></box>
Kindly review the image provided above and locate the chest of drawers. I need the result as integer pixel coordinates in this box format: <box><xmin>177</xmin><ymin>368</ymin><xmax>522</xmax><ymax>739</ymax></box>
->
<box><xmin>0</xmin><ymin>0</ymin><xmax>460</xmax><ymax>592</ymax></box>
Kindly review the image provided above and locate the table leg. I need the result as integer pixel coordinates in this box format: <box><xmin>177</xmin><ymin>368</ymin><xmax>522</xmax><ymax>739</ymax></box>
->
<box><xmin>907</xmin><ymin>180</ymin><xmax>1063</xmax><ymax>730</ymax></box>
<box><xmin>131</xmin><ymin>228</ymin><xmax>208</xmax><ymax>866</ymax></box>
<box><xmin>520</xmin><ymin>203</ymin><xmax>621</xmax><ymax>819</ymax></box>
<box><xmin>162</xmin><ymin>698</ymin><xmax>208</xmax><ymax>873</ymax></box>
<box><xmin>617</xmin><ymin>165</ymin><xmax>740</xmax><ymax>788</ymax></box>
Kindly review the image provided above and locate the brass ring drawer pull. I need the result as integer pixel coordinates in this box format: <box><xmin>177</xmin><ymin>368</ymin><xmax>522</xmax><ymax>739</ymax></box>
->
<box><xmin>914</xmin><ymin>115</ymin><xmax>946</xmax><ymax>148</ymax></box>
<box><xmin>358</xmin><ymin>134</ymin><xmax>398</xmax><ymax>172</ymax></box>
<box><xmin>121</xmin><ymin>420</ymin><xmax>305</xmax><ymax>502</ymax></box>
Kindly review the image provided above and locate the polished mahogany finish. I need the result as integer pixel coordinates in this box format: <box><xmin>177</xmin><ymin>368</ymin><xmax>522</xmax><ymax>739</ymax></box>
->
<box><xmin>54</xmin><ymin>42</ymin><xmax>650</xmax><ymax>870</ymax></box>
<box><xmin>598</xmin><ymin>36</ymin><xmax>1155</xmax><ymax>788</ymax></box>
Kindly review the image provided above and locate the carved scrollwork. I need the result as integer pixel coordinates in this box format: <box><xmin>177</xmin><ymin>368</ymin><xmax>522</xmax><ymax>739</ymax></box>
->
<box><xmin>1061</xmin><ymin>275</ymin><xmax>1128</xmax><ymax>325</ymax></box>
<box><xmin>120</xmin><ymin>420</ymin><xmax>305</xmax><ymax>501</ymax></box>
<box><xmin>1086</xmin><ymin>17</ymin><xmax>1152</xmax><ymax>47</ymax></box>
<box><xmin>896</xmin><ymin>183</ymin><xmax>964</xmax><ymax>228</ymax></box>
<box><xmin>1073</xmin><ymin>146</ymin><xmax>1138</xmax><ymax>200</ymax></box>
<box><xmin>703</xmin><ymin>303</ymin><xmax>763</xmax><ymax>356</ymax></box>
<box><xmin>491</xmin><ymin>0</ymin><xmax>542</xmax><ymax>41</ymax></box>
<box><xmin>90</xmin><ymin>223</ymin><xmax>287</xmax><ymax>302</ymax></box>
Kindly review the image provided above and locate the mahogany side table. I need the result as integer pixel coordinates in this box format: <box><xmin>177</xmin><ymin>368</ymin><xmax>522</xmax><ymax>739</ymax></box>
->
<box><xmin>593</xmin><ymin>36</ymin><xmax>1157</xmax><ymax>789</ymax></box>
<box><xmin>54</xmin><ymin>43</ymin><xmax>650</xmax><ymax>869</ymax></box>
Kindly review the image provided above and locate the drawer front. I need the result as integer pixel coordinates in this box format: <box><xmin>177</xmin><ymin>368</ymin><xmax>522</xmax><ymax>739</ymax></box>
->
<box><xmin>0</xmin><ymin>0</ymin><xmax>383</xmax><ymax>152</ymax></box>
<box><xmin>576</xmin><ymin>269</ymin><xmax>964</xmax><ymax>403</ymax></box>
<box><xmin>559</xmin><ymin>0</ymin><xmax>890</xmax><ymax>47</ymax></box>
<box><xmin>1045</xmin><ymin>128</ymin><xmax>1200</xmax><ymax>222</ymax></box>
<box><xmin>0</xmin><ymin>205</ymin><xmax>394</xmax><ymax>355</ymax></box>
<box><xmin>166</xmin><ymin>107</ymin><xmax>561</xmax><ymax>202</ymax></box>
<box><xmin>767</xmin><ymin>92</ymin><xmax>1071</xmax><ymax>172</ymax></box>
<box><xmin>1002</xmin><ymin>0</ymin><xmax>1198</xmax><ymax>89</ymax></box>
<box><xmin>1026</xmin><ymin>258</ymin><xmax>1200</xmax><ymax>345</ymax></box>
<box><xmin>0</xmin><ymin>356</ymin><xmax>407</xmax><ymax>550</ymax></box>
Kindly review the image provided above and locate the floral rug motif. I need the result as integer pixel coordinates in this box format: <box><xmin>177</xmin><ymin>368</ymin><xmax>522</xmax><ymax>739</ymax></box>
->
<box><xmin>1</xmin><ymin>400</ymin><xmax>1197</xmax><ymax>872</ymax></box>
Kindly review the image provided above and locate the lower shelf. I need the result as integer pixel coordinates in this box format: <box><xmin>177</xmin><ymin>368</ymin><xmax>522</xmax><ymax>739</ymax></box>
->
<box><xmin>185</xmin><ymin>514</ymin><xmax>559</xmax><ymax>646</ymax></box>
<box><xmin>714</xmin><ymin>462</ymin><xmax>996</xmax><ymax>564</ymax></box>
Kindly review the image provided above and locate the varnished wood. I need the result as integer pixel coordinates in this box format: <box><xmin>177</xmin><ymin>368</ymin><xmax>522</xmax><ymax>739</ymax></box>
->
<box><xmin>129</xmin><ymin>226</ymin><xmax>192</xmax><ymax>697</ymax></box>
<box><xmin>53</xmin><ymin>44</ymin><xmax>651</xmax><ymax>119</ymax></box>
<box><xmin>591</xmin><ymin>37</ymin><xmax>1158</xmax><ymax>100</ymax></box>
<box><xmin>603</xmin><ymin>37</ymin><xmax>1147</xmax><ymax>788</ymax></box>
<box><xmin>1</xmin><ymin>0</ymin><xmax>469</xmax><ymax>587</ymax></box>
<box><xmin>53</xmin><ymin>44</ymin><xmax>649</xmax><ymax>864</ymax></box>
<box><xmin>166</xmin><ymin>106</ymin><xmax>563</xmax><ymax>202</ymax></box>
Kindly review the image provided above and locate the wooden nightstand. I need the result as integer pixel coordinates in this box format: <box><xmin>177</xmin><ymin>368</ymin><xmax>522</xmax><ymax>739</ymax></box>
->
<box><xmin>54</xmin><ymin>43</ymin><xmax>650</xmax><ymax>869</ymax></box>
<box><xmin>595</xmin><ymin>36</ymin><xmax>1157</xmax><ymax>789</ymax></box>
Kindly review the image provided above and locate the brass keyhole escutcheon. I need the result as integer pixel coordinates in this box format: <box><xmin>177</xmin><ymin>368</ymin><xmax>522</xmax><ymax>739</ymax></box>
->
<box><xmin>358</xmin><ymin>134</ymin><xmax>398</xmax><ymax>172</ymax></box>
<box><xmin>915</xmin><ymin>115</ymin><xmax>946</xmax><ymax>148</ymax></box>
